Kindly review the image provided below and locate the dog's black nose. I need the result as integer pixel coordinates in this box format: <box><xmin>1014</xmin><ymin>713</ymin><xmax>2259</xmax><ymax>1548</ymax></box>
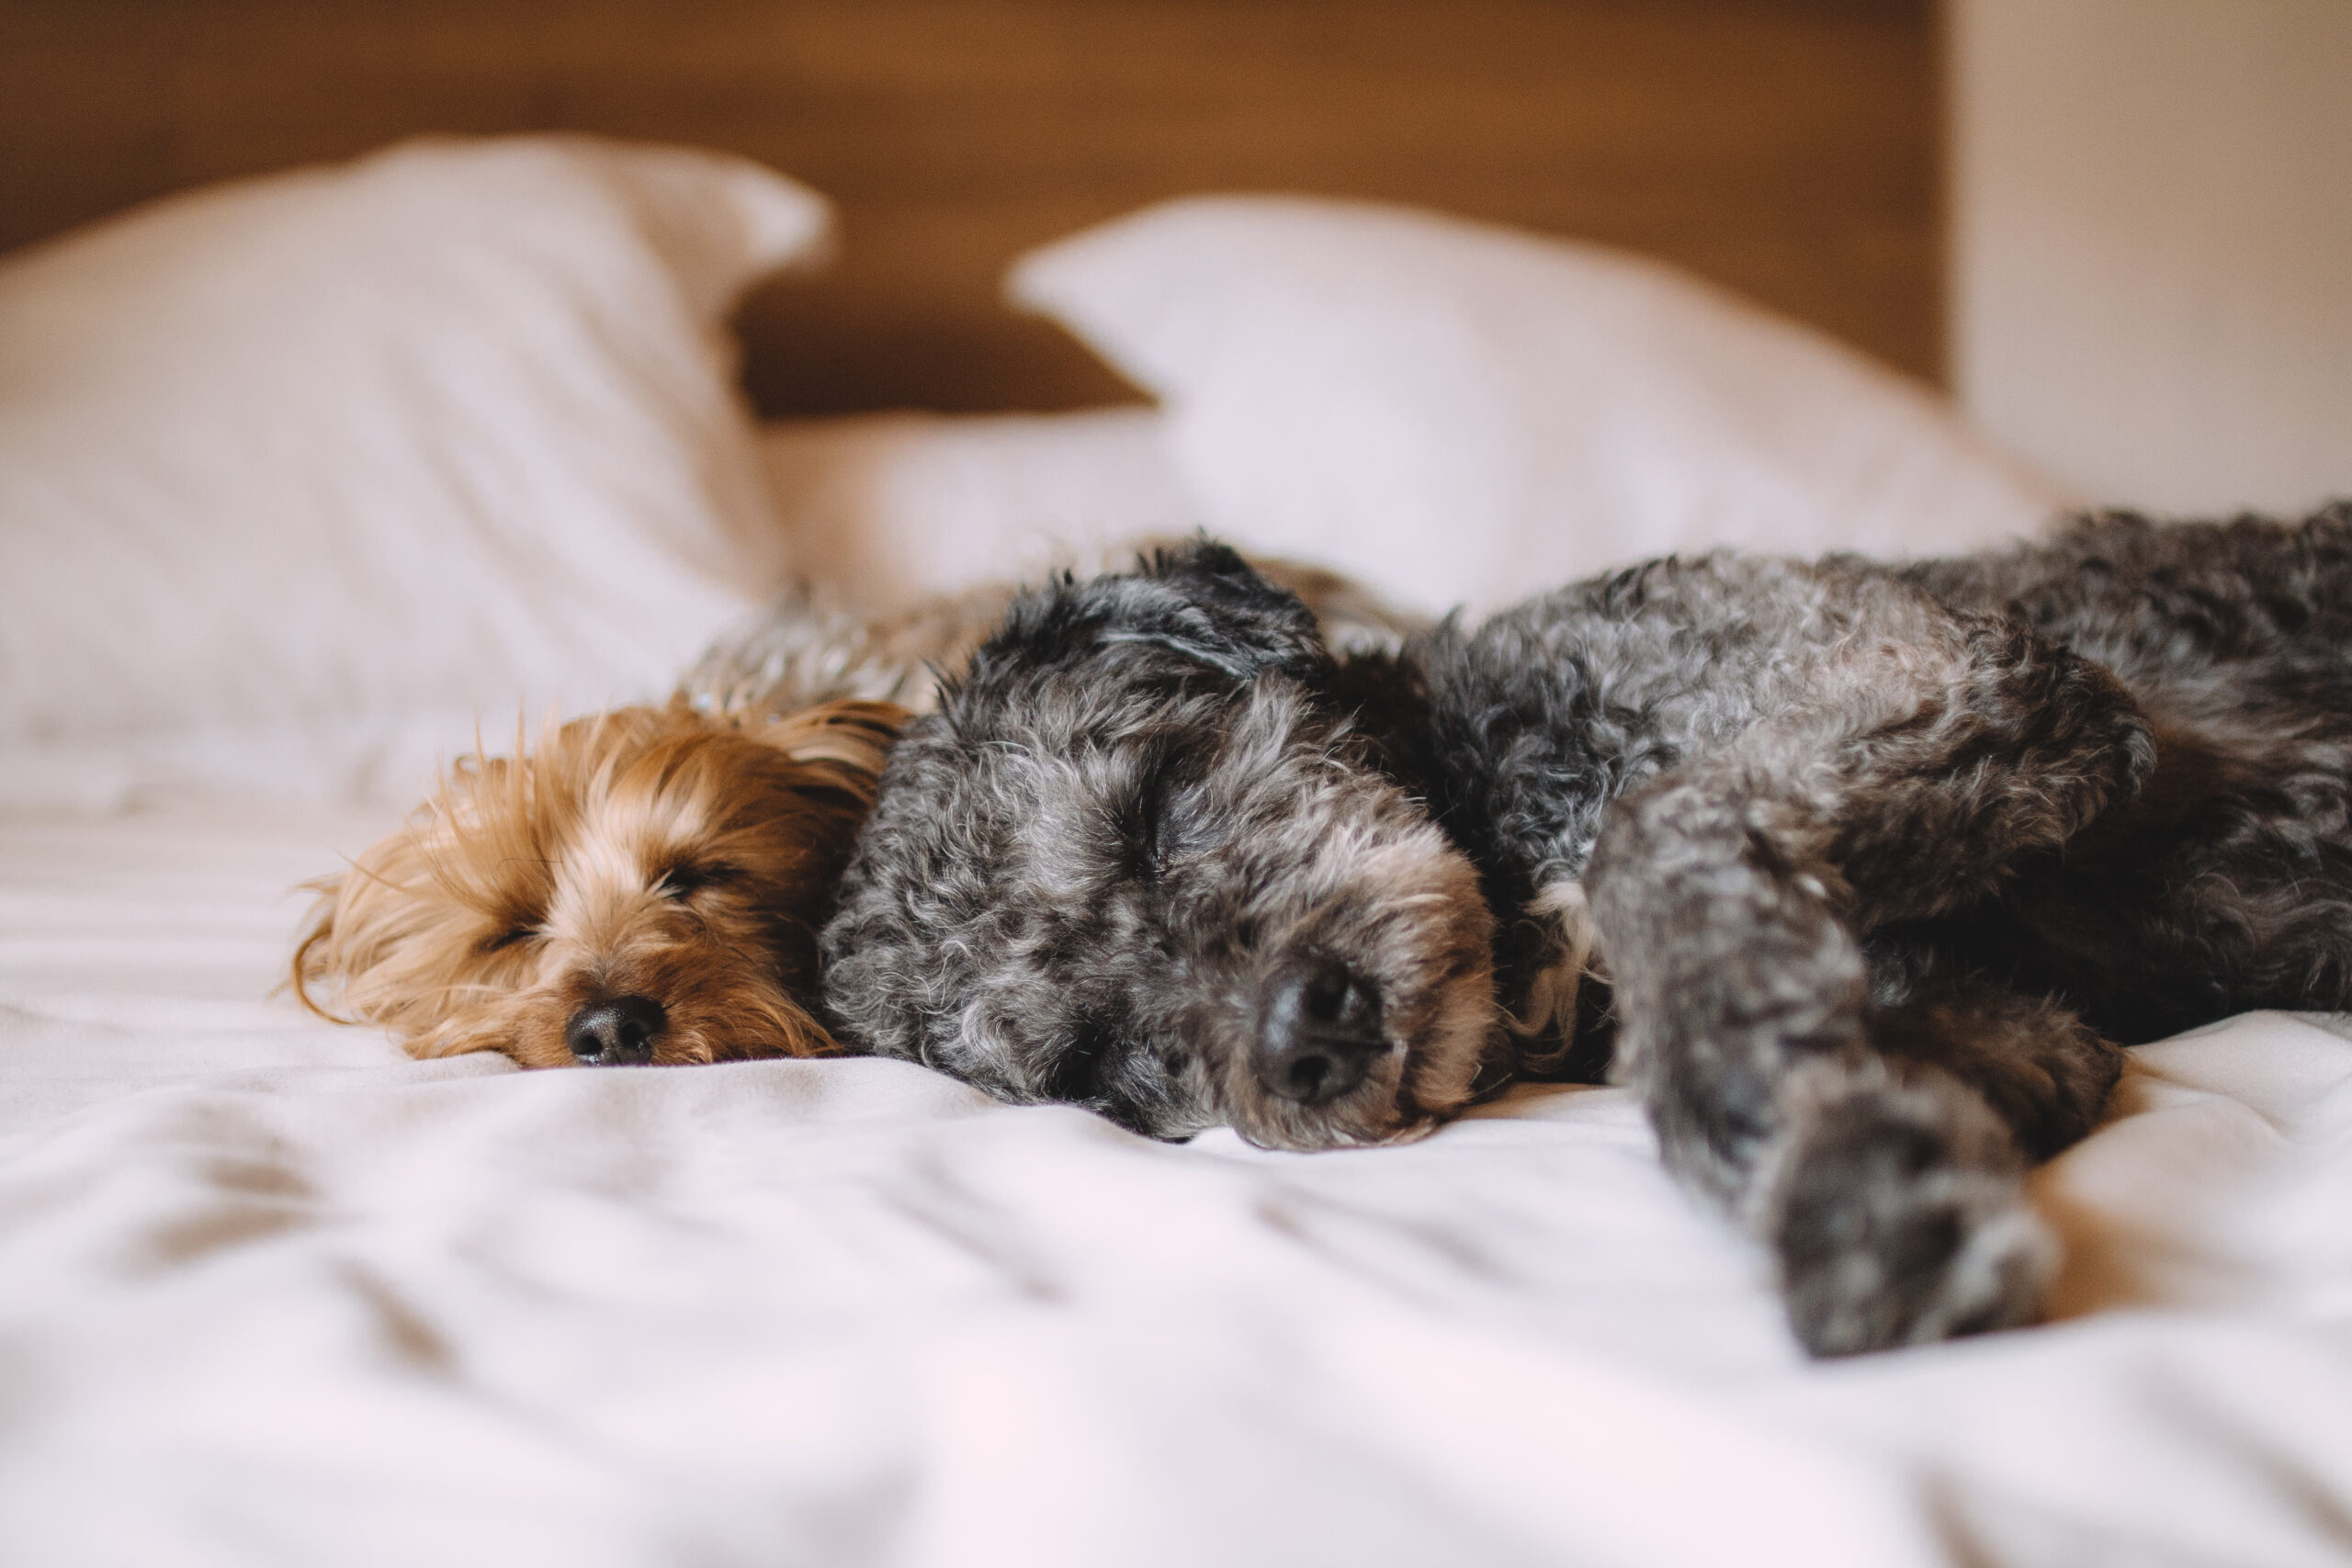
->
<box><xmin>1254</xmin><ymin>958</ymin><xmax>1385</xmax><ymax>1105</ymax></box>
<box><xmin>565</xmin><ymin>996</ymin><xmax>666</xmax><ymax>1066</ymax></box>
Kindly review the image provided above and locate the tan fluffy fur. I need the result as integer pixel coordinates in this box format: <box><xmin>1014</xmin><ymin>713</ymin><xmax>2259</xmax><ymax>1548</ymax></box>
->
<box><xmin>292</xmin><ymin>698</ymin><xmax>905</xmax><ymax>1067</ymax></box>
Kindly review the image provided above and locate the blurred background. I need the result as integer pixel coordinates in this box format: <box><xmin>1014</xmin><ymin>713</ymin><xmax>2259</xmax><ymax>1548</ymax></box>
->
<box><xmin>4</xmin><ymin>0</ymin><xmax>2346</xmax><ymax>513</ymax></box>
<box><xmin>1951</xmin><ymin>0</ymin><xmax>2348</xmax><ymax>515</ymax></box>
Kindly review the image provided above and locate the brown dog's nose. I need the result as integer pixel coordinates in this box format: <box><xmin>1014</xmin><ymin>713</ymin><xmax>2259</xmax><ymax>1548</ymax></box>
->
<box><xmin>565</xmin><ymin>996</ymin><xmax>666</xmax><ymax>1066</ymax></box>
<box><xmin>1253</xmin><ymin>957</ymin><xmax>1385</xmax><ymax>1105</ymax></box>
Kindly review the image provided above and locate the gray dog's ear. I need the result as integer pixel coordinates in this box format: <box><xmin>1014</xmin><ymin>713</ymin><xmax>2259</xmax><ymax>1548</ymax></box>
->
<box><xmin>1100</xmin><ymin>539</ymin><xmax>1329</xmax><ymax>681</ymax></box>
<box><xmin>967</xmin><ymin>538</ymin><xmax>1329</xmax><ymax>694</ymax></box>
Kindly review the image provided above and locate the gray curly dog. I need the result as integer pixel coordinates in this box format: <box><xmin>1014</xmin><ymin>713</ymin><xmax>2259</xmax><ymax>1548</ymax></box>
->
<box><xmin>821</xmin><ymin>504</ymin><xmax>2352</xmax><ymax>1355</ymax></box>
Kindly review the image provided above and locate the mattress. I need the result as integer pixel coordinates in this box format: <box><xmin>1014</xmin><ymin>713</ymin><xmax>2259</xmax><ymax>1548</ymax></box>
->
<box><xmin>5</xmin><ymin>792</ymin><xmax>2352</xmax><ymax>1566</ymax></box>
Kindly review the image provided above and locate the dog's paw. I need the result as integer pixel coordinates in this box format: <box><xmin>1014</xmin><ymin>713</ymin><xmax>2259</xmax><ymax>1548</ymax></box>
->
<box><xmin>1770</xmin><ymin>1089</ymin><xmax>2057</xmax><ymax>1357</ymax></box>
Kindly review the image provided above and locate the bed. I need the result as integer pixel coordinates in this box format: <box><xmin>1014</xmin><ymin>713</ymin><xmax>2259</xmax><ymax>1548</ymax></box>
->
<box><xmin>6</xmin><ymin>6</ymin><xmax>2352</xmax><ymax>1564</ymax></box>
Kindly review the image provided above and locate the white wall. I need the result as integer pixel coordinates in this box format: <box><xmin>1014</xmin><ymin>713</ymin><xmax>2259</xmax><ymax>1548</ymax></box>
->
<box><xmin>1950</xmin><ymin>0</ymin><xmax>2352</xmax><ymax>514</ymax></box>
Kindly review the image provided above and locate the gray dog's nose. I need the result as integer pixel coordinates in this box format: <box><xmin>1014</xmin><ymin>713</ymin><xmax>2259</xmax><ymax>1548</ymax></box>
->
<box><xmin>1254</xmin><ymin>958</ymin><xmax>1385</xmax><ymax>1105</ymax></box>
<box><xmin>565</xmin><ymin>995</ymin><xmax>666</xmax><ymax>1066</ymax></box>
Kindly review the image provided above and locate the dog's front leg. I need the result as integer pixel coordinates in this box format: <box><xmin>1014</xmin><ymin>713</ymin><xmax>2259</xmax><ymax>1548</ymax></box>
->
<box><xmin>1584</xmin><ymin>758</ymin><xmax>2059</xmax><ymax>1356</ymax></box>
<box><xmin>1820</xmin><ymin>615</ymin><xmax>2156</xmax><ymax>930</ymax></box>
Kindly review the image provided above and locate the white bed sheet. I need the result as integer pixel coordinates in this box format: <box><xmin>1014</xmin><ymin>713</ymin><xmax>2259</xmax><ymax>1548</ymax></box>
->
<box><xmin>4</xmin><ymin>799</ymin><xmax>2350</xmax><ymax>1567</ymax></box>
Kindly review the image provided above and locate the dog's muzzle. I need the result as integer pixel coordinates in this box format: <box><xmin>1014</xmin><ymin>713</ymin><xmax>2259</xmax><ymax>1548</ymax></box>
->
<box><xmin>1252</xmin><ymin>956</ymin><xmax>1387</xmax><ymax>1106</ymax></box>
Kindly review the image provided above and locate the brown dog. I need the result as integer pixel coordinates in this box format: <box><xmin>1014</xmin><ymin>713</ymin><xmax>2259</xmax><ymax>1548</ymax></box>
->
<box><xmin>292</xmin><ymin>699</ymin><xmax>900</xmax><ymax>1066</ymax></box>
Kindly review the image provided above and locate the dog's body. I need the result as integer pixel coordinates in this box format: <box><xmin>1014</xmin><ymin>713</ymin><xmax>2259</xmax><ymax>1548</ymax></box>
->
<box><xmin>823</xmin><ymin>505</ymin><xmax>2352</xmax><ymax>1354</ymax></box>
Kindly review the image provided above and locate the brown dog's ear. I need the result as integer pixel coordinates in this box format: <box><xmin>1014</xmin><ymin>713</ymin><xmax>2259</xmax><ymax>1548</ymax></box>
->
<box><xmin>287</xmin><ymin>874</ymin><xmax>350</xmax><ymax>1021</ymax></box>
<box><xmin>729</xmin><ymin>698</ymin><xmax>909</xmax><ymax>804</ymax></box>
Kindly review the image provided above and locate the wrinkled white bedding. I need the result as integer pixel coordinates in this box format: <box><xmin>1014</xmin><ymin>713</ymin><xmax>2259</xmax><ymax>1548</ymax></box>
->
<box><xmin>5</xmin><ymin>801</ymin><xmax>2350</xmax><ymax>1567</ymax></box>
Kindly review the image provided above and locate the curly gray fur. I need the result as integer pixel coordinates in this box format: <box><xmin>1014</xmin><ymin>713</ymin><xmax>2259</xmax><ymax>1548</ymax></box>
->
<box><xmin>684</xmin><ymin>551</ymin><xmax>1425</xmax><ymax>720</ymax></box>
<box><xmin>823</xmin><ymin>505</ymin><xmax>2352</xmax><ymax>1355</ymax></box>
<box><xmin>682</xmin><ymin>582</ymin><xmax>1016</xmax><ymax>717</ymax></box>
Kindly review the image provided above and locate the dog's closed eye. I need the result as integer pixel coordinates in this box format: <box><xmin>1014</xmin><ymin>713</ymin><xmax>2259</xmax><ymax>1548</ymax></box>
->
<box><xmin>479</xmin><ymin>922</ymin><xmax>541</xmax><ymax>954</ymax></box>
<box><xmin>1112</xmin><ymin>753</ymin><xmax>1210</xmax><ymax>879</ymax></box>
<box><xmin>1112</xmin><ymin>780</ymin><xmax>1173</xmax><ymax>876</ymax></box>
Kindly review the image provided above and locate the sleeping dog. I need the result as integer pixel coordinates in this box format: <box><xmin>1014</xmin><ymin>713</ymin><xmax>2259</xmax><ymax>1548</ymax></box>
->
<box><xmin>821</xmin><ymin>506</ymin><xmax>2352</xmax><ymax>1354</ymax></box>
<box><xmin>293</xmin><ymin>558</ymin><xmax>1417</xmax><ymax>1071</ymax></box>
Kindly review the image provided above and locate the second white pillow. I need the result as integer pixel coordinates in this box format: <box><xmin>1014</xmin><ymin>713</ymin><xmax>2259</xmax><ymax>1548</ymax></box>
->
<box><xmin>1012</xmin><ymin>196</ymin><xmax>2071</xmax><ymax>615</ymax></box>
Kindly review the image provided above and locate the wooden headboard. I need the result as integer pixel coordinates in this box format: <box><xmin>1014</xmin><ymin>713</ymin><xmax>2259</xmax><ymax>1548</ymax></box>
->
<box><xmin>0</xmin><ymin>0</ymin><xmax>1940</xmax><ymax>416</ymax></box>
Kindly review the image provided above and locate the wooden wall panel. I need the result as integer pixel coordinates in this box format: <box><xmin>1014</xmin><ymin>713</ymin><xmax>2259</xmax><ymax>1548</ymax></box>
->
<box><xmin>0</xmin><ymin>0</ymin><xmax>1940</xmax><ymax>414</ymax></box>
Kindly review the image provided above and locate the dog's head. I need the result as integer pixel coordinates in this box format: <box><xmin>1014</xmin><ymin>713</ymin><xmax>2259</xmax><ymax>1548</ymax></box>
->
<box><xmin>820</xmin><ymin>542</ymin><xmax>1498</xmax><ymax>1149</ymax></box>
<box><xmin>294</xmin><ymin>699</ymin><xmax>903</xmax><ymax>1066</ymax></box>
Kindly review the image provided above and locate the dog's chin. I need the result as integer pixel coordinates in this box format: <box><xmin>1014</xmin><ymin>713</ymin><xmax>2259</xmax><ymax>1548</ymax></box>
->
<box><xmin>1224</xmin><ymin>1077</ymin><xmax>1449</xmax><ymax>1151</ymax></box>
<box><xmin>1232</xmin><ymin>1103</ymin><xmax>1447</xmax><ymax>1152</ymax></box>
<box><xmin>1218</xmin><ymin>969</ymin><xmax>1498</xmax><ymax>1151</ymax></box>
<box><xmin>1221</xmin><ymin>1045</ymin><xmax>1481</xmax><ymax>1152</ymax></box>
<box><xmin>415</xmin><ymin>979</ymin><xmax>832</xmax><ymax>1069</ymax></box>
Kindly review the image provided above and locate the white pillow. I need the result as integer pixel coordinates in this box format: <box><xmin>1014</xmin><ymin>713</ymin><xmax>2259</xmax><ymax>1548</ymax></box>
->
<box><xmin>0</xmin><ymin>135</ymin><xmax>824</xmax><ymax>796</ymax></box>
<box><xmin>1011</xmin><ymin>196</ymin><xmax>2075</xmax><ymax>615</ymax></box>
<box><xmin>755</xmin><ymin>408</ymin><xmax>1197</xmax><ymax>610</ymax></box>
